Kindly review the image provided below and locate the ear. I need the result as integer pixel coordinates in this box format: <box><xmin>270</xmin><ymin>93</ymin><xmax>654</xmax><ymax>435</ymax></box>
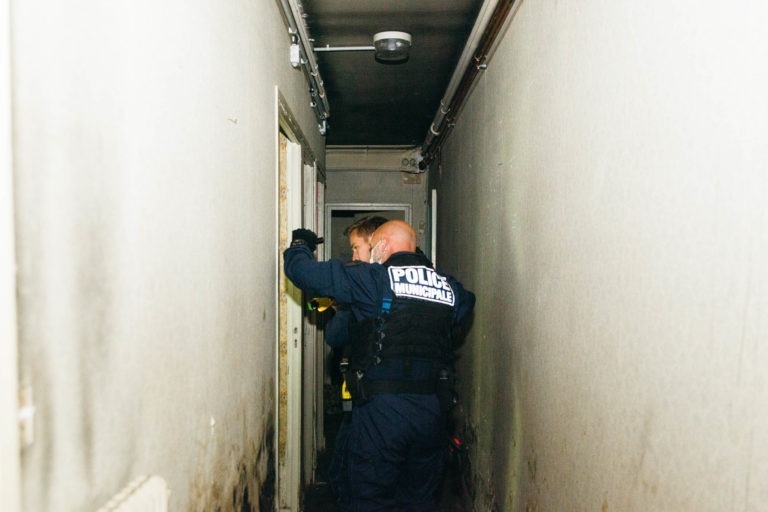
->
<box><xmin>378</xmin><ymin>238</ymin><xmax>391</xmax><ymax>259</ymax></box>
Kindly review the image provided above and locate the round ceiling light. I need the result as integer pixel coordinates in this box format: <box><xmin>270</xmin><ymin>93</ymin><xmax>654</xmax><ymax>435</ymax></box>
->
<box><xmin>373</xmin><ymin>31</ymin><xmax>412</xmax><ymax>63</ymax></box>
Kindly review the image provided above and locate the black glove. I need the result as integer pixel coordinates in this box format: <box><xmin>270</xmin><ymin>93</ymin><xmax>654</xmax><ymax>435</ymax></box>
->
<box><xmin>291</xmin><ymin>228</ymin><xmax>321</xmax><ymax>252</ymax></box>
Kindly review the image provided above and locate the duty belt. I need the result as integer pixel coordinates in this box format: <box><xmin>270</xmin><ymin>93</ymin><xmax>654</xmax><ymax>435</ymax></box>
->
<box><xmin>355</xmin><ymin>378</ymin><xmax>436</xmax><ymax>401</ymax></box>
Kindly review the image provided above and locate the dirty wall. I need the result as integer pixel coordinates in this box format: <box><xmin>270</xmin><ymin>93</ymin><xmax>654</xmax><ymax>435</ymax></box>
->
<box><xmin>11</xmin><ymin>0</ymin><xmax>323</xmax><ymax>510</ymax></box>
<box><xmin>433</xmin><ymin>1</ymin><xmax>768</xmax><ymax>510</ymax></box>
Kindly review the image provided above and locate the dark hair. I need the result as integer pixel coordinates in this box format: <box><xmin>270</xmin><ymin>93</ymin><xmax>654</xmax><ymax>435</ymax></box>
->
<box><xmin>343</xmin><ymin>215</ymin><xmax>388</xmax><ymax>238</ymax></box>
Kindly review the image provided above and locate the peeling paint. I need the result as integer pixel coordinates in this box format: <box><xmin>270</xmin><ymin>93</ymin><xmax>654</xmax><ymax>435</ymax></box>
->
<box><xmin>278</xmin><ymin>133</ymin><xmax>289</xmax><ymax>464</ymax></box>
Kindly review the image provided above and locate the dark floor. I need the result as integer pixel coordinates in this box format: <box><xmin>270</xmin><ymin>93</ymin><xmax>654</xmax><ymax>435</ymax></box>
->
<box><xmin>303</xmin><ymin>386</ymin><xmax>470</xmax><ymax>511</ymax></box>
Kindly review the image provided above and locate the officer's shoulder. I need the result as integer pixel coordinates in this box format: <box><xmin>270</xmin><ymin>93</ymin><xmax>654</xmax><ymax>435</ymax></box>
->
<box><xmin>343</xmin><ymin>260</ymin><xmax>366</xmax><ymax>268</ymax></box>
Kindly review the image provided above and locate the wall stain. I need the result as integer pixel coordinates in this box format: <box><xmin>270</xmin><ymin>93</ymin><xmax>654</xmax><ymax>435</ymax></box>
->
<box><xmin>257</xmin><ymin>426</ymin><xmax>275</xmax><ymax>511</ymax></box>
<box><xmin>188</xmin><ymin>413</ymin><xmax>274</xmax><ymax>511</ymax></box>
<box><xmin>525</xmin><ymin>450</ymin><xmax>539</xmax><ymax>512</ymax></box>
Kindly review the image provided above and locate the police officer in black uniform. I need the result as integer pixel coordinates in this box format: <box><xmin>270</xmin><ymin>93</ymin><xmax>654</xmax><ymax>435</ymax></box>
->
<box><xmin>284</xmin><ymin>220</ymin><xmax>475</xmax><ymax>511</ymax></box>
<box><xmin>326</xmin><ymin>215</ymin><xmax>388</xmax><ymax>511</ymax></box>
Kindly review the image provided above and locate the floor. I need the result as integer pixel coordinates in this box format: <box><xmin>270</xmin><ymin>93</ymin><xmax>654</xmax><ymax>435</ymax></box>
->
<box><xmin>302</xmin><ymin>385</ymin><xmax>471</xmax><ymax>511</ymax></box>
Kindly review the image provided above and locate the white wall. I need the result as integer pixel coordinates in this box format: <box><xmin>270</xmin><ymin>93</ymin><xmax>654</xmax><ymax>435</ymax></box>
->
<box><xmin>1</xmin><ymin>0</ymin><xmax>21</xmax><ymax>507</ymax></box>
<box><xmin>10</xmin><ymin>0</ymin><xmax>323</xmax><ymax>510</ymax></box>
<box><xmin>435</xmin><ymin>1</ymin><xmax>768</xmax><ymax>510</ymax></box>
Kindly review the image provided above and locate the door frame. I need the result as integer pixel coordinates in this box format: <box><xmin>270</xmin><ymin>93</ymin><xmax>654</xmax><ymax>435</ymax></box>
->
<box><xmin>323</xmin><ymin>202</ymin><xmax>412</xmax><ymax>260</ymax></box>
<box><xmin>276</xmin><ymin>127</ymin><xmax>302</xmax><ymax>512</ymax></box>
<box><xmin>276</xmin><ymin>87</ymin><xmax>323</xmax><ymax>510</ymax></box>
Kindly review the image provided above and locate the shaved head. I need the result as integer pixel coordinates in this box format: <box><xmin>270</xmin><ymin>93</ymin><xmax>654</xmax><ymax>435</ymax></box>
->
<box><xmin>369</xmin><ymin>220</ymin><xmax>417</xmax><ymax>263</ymax></box>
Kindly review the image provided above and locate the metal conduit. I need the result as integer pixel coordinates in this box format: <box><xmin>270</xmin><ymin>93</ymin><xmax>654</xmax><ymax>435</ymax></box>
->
<box><xmin>278</xmin><ymin>0</ymin><xmax>331</xmax><ymax>134</ymax></box>
<box><xmin>420</xmin><ymin>0</ymin><xmax>515</xmax><ymax>168</ymax></box>
<box><xmin>314</xmin><ymin>45</ymin><xmax>375</xmax><ymax>53</ymax></box>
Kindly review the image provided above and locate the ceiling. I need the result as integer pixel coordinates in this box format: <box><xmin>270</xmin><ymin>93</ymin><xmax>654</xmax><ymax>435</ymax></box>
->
<box><xmin>299</xmin><ymin>0</ymin><xmax>485</xmax><ymax>147</ymax></box>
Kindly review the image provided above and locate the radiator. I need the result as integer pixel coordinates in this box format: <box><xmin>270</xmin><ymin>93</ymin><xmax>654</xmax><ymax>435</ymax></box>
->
<box><xmin>96</xmin><ymin>475</ymin><xmax>170</xmax><ymax>512</ymax></box>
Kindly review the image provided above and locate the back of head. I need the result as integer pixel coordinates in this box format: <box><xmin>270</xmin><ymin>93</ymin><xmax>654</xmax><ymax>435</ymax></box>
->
<box><xmin>343</xmin><ymin>215</ymin><xmax>389</xmax><ymax>239</ymax></box>
<box><xmin>370</xmin><ymin>220</ymin><xmax>417</xmax><ymax>262</ymax></box>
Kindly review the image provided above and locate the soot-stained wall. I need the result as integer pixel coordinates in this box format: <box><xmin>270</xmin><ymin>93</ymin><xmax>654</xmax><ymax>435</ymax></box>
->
<box><xmin>11</xmin><ymin>0</ymin><xmax>323</xmax><ymax>510</ymax></box>
<box><xmin>433</xmin><ymin>1</ymin><xmax>768</xmax><ymax>510</ymax></box>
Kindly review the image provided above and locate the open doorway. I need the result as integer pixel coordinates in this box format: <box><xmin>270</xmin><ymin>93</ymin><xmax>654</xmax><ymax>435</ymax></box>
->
<box><xmin>304</xmin><ymin>202</ymin><xmax>422</xmax><ymax>508</ymax></box>
<box><xmin>313</xmin><ymin>203</ymin><xmax>412</xmax><ymax>469</ymax></box>
<box><xmin>323</xmin><ymin>203</ymin><xmax>412</xmax><ymax>261</ymax></box>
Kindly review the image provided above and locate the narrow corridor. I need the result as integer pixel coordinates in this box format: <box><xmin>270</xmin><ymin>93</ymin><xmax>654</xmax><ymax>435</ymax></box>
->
<box><xmin>7</xmin><ymin>1</ymin><xmax>768</xmax><ymax>510</ymax></box>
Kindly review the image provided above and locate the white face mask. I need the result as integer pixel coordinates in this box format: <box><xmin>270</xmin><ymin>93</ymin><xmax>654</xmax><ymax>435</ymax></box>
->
<box><xmin>369</xmin><ymin>240</ymin><xmax>382</xmax><ymax>264</ymax></box>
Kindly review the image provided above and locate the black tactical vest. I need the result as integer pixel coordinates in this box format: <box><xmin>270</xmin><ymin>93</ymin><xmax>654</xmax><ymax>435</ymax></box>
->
<box><xmin>347</xmin><ymin>253</ymin><xmax>456</xmax><ymax>401</ymax></box>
